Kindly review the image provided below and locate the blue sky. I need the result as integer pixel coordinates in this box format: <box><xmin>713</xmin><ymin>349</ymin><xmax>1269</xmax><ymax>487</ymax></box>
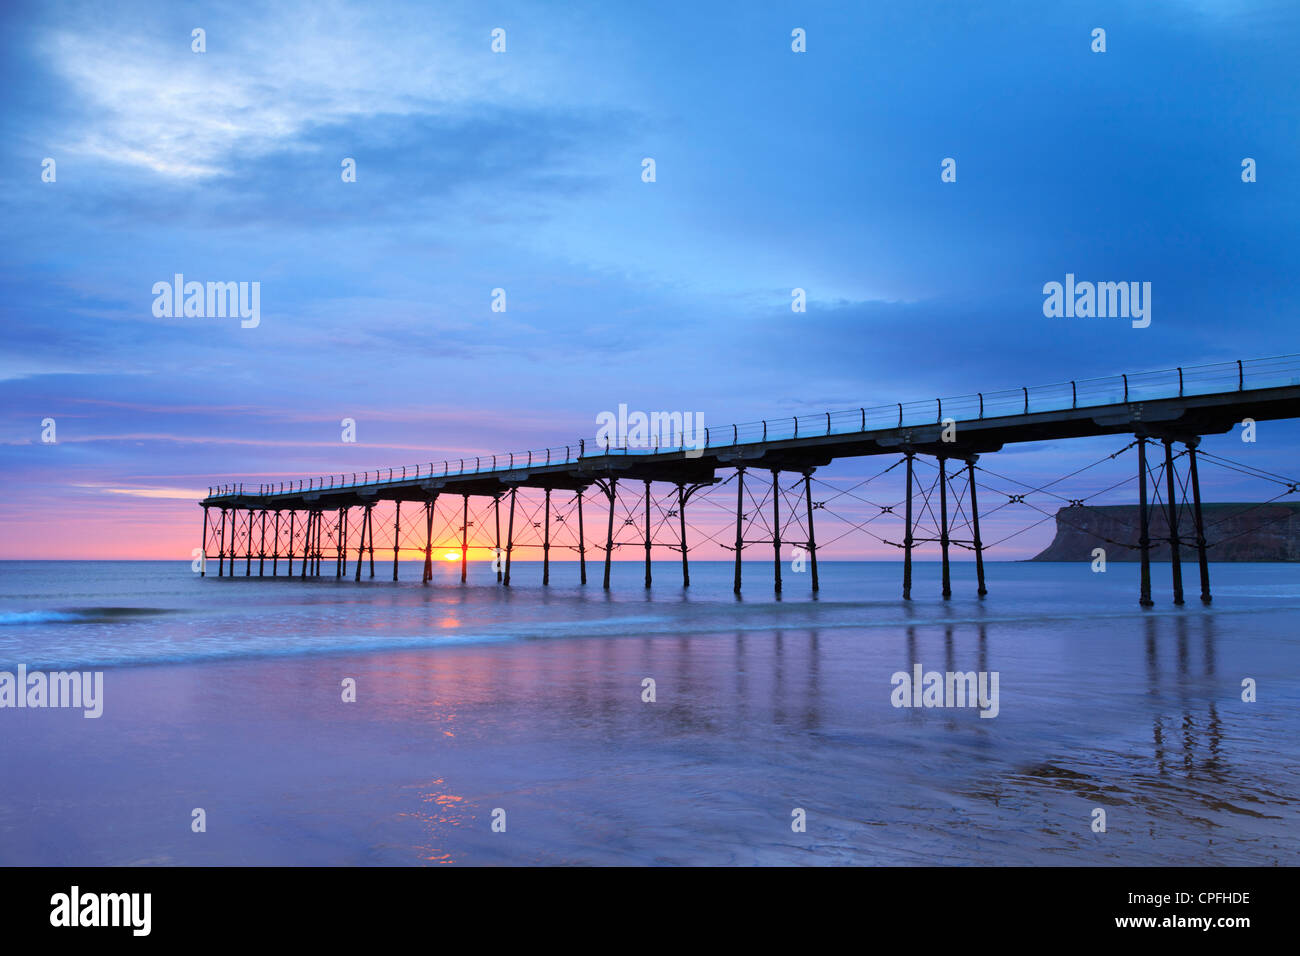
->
<box><xmin>1</xmin><ymin>0</ymin><xmax>1298</xmax><ymax>557</ymax></box>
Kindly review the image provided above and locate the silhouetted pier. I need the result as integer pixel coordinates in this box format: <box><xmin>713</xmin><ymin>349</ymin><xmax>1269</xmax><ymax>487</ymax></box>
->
<box><xmin>199</xmin><ymin>355</ymin><xmax>1300</xmax><ymax>604</ymax></box>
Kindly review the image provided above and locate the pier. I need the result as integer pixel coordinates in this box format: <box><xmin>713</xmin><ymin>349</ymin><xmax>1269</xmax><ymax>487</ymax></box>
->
<box><xmin>199</xmin><ymin>355</ymin><xmax>1300</xmax><ymax>604</ymax></box>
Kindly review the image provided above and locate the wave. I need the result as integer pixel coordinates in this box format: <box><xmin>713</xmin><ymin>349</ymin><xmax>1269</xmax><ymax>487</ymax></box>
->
<box><xmin>0</xmin><ymin>607</ymin><xmax>176</xmax><ymax>626</ymax></box>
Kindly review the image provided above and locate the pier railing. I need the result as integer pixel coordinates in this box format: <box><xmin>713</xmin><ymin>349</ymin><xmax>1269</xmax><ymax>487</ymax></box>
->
<box><xmin>206</xmin><ymin>353</ymin><xmax>1300</xmax><ymax>499</ymax></box>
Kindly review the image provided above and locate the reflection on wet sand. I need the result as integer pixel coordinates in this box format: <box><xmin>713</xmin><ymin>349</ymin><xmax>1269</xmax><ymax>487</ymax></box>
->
<box><xmin>2</xmin><ymin>561</ymin><xmax>1296</xmax><ymax>865</ymax></box>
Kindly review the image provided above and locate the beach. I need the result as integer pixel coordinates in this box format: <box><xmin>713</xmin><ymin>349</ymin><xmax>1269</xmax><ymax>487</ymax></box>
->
<box><xmin>1</xmin><ymin>560</ymin><xmax>1297</xmax><ymax>865</ymax></box>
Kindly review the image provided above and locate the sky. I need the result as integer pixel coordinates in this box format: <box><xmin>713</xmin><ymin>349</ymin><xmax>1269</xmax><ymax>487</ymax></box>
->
<box><xmin>1</xmin><ymin>0</ymin><xmax>1298</xmax><ymax>559</ymax></box>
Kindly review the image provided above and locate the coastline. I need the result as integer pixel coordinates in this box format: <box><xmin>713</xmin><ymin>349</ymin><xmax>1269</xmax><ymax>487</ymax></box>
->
<box><xmin>2</xmin><ymin>579</ymin><xmax>1296</xmax><ymax>866</ymax></box>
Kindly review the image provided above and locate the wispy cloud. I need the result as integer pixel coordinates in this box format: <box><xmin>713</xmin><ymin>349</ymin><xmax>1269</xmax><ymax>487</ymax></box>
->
<box><xmin>95</xmin><ymin>485</ymin><xmax>205</xmax><ymax>499</ymax></box>
<box><xmin>39</xmin><ymin>1</ymin><xmax>526</xmax><ymax>179</ymax></box>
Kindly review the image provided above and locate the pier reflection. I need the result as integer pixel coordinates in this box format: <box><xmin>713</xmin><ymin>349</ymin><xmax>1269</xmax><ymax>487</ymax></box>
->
<box><xmin>1145</xmin><ymin>613</ymin><xmax>1224</xmax><ymax>783</ymax></box>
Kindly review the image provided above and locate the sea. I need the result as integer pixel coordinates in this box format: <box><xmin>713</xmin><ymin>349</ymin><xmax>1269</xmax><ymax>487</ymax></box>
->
<box><xmin>0</xmin><ymin>559</ymin><xmax>1296</xmax><ymax>865</ymax></box>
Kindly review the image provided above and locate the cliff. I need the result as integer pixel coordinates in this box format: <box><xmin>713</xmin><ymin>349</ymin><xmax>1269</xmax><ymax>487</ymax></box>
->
<box><xmin>1031</xmin><ymin>503</ymin><xmax>1300</xmax><ymax>562</ymax></box>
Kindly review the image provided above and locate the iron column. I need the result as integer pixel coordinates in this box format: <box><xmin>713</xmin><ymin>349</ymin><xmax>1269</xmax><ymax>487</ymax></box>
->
<box><xmin>355</xmin><ymin>507</ymin><xmax>367</xmax><ymax>582</ymax></box>
<box><xmin>1163</xmin><ymin>438</ymin><xmax>1184</xmax><ymax>605</ymax></box>
<box><xmin>422</xmin><ymin>495</ymin><xmax>436</xmax><ymax>584</ymax></box>
<box><xmin>771</xmin><ymin>469</ymin><xmax>782</xmax><ymax>594</ymax></box>
<box><xmin>301</xmin><ymin>512</ymin><xmax>311</xmax><ymax>578</ymax></box>
<box><xmin>1186</xmin><ymin>440</ymin><xmax>1211</xmax><ymax>604</ymax></box>
<box><xmin>643</xmin><ymin>480</ymin><xmax>652</xmax><ymax>588</ymax></box>
<box><xmin>200</xmin><ymin>506</ymin><xmax>209</xmax><ymax>577</ymax></box>
<box><xmin>803</xmin><ymin>470</ymin><xmax>818</xmax><ymax>593</ymax></box>
<box><xmin>217</xmin><ymin>508</ymin><xmax>226</xmax><ymax>577</ymax></box>
<box><xmin>1138</xmin><ymin>438</ymin><xmax>1154</xmax><ymax>607</ymax></box>
<box><xmin>392</xmin><ymin>501</ymin><xmax>401</xmax><ymax>582</ymax></box>
<box><xmin>542</xmin><ymin>489</ymin><xmax>551</xmax><ymax>586</ymax></box>
<box><xmin>494</xmin><ymin>494</ymin><xmax>502</xmax><ymax>583</ymax></box>
<box><xmin>733</xmin><ymin>467</ymin><xmax>745</xmax><ymax>594</ymax></box>
<box><xmin>503</xmin><ymin>487</ymin><xmax>516</xmax><ymax>587</ymax></box>
<box><xmin>678</xmin><ymin>484</ymin><xmax>690</xmax><ymax>588</ymax></box>
<box><xmin>339</xmin><ymin>507</ymin><xmax>348</xmax><ymax>577</ymax></box>
<box><xmin>939</xmin><ymin>457</ymin><xmax>951</xmax><ymax>599</ymax></box>
<box><xmin>903</xmin><ymin>453</ymin><xmax>914</xmax><ymax>600</ymax></box>
<box><xmin>577</xmin><ymin>490</ymin><xmax>587</xmax><ymax>585</ymax></box>
<box><xmin>310</xmin><ymin>511</ymin><xmax>319</xmax><ymax>578</ymax></box>
<box><xmin>967</xmin><ymin>458</ymin><xmax>986</xmax><ymax>597</ymax></box>
<box><xmin>603</xmin><ymin>479</ymin><xmax>617</xmax><ymax>589</ymax></box>
<box><xmin>338</xmin><ymin>509</ymin><xmax>348</xmax><ymax>574</ymax></box>
<box><xmin>461</xmin><ymin>495</ymin><xmax>470</xmax><ymax>584</ymax></box>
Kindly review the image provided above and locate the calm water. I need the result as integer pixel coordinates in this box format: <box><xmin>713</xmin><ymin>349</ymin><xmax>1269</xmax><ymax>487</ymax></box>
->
<box><xmin>0</xmin><ymin>559</ymin><xmax>1297</xmax><ymax>865</ymax></box>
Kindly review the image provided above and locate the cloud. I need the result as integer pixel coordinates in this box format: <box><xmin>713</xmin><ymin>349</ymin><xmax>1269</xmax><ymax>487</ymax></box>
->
<box><xmin>96</xmin><ymin>485</ymin><xmax>205</xmax><ymax>499</ymax></box>
<box><xmin>39</xmin><ymin>0</ymin><xmax>524</xmax><ymax>179</ymax></box>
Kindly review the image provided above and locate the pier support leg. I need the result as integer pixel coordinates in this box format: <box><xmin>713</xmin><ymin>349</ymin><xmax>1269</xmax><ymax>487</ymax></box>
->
<box><xmin>245</xmin><ymin>509</ymin><xmax>253</xmax><ymax>577</ymax></box>
<box><xmin>272</xmin><ymin>510</ymin><xmax>281</xmax><ymax>576</ymax></box>
<box><xmin>771</xmin><ymin>470</ymin><xmax>782</xmax><ymax>594</ymax></box>
<box><xmin>217</xmin><ymin>508</ymin><xmax>226</xmax><ymax>577</ymax></box>
<box><xmin>367</xmin><ymin>506</ymin><xmax>375</xmax><ymax>578</ymax></box>
<box><xmin>287</xmin><ymin>512</ymin><xmax>295</xmax><ymax>576</ymax></box>
<box><xmin>339</xmin><ymin>508</ymin><xmax>348</xmax><ymax>577</ymax></box>
<box><xmin>1187</xmin><ymin>440</ymin><xmax>1211</xmax><ymax>604</ymax></box>
<box><xmin>262</xmin><ymin>509</ymin><xmax>271</xmax><ymax>576</ymax></box>
<box><xmin>577</xmin><ymin>490</ymin><xmax>587</xmax><ymax>585</ymax></box>
<box><xmin>603</xmin><ymin>479</ymin><xmax>617</xmax><ymax>589</ymax></box>
<box><xmin>733</xmin><ymin>467</ymin><xmax>746</xmax><ymax>594</ymax></box>
<box><xmin>678</xmin><ymin>484</ymin><xmax>689</xmax><ymax>588</ymax></box>
<box><xmin>224</xmin><ymin>508</ymin><xmax>233</xmax><ymax>577</ymax></box>
<box><xmin>1138</xmin><ymin>438</ymin><xmax>1154</xmax><ymax>607</ymax></box>
<box><xmin>301</xmin><ymin>512</ymin><xmax>310</xmax><ymax>578</ymax></box>
<box><xmin>968</xmin><ymin>458</ymin><xmax>987</xmax><ymax>598</ymax></box>
<box><xmin>461</xmin><ymin>495</ymin><xmax>469</xmax><ymax>584</ymax></box>
<box><xmin>543</xmin><ymin>489</ymin><xmax>551</xmax><ymax>586</ymax></box>
<box><xmin>1163</xmin><ymin>439</ymin><xmax>1185</xmax><ymax>606</ymax></box>
<box><xmin>422</xmin><ymin>496</ymin><xmax>436</xmax><ymax>584</ymax></box>
<box><xmin>309</xmin><ymin>512</ymin><xmax>319</xmax><ymax>580</ymax></box>
<box><xmin>494</xmin><ymin>494</ymin><xmax>503</xmax><ymax>583</ymax></box>
<box><xmin>939</xmin><ymin>457</ymin><xmax>951</xmax><ymax>599</ymax></box>
<box><xmin>356</xmin><ymin>507</ymin><xmax>368</xmax><ymax>582</ymax></box>
<box><xmin>338</xmin><ymin>509</ymin><xmax>348</xmax><ymax>574</ymax></box>
<box><xmin>200</xmin><ymin>506</ymin><xmax>210</xmax><ymax>577</ymax></box>
<box><xmin>644</xmin><ymin>480</ymin><xmax>652</xmax><ymax>588</ymax></box>
<box><xmin>503</xmin><ymin>487</ymin><xmax>516</xmax><ymax>587</ymax></box>
<box><xmin>903</xmin><ymin>453</ymin><xmax>914</xmax><ymax>600</ymax></box>
<box><xmin>392</xmin><ymin>501</ymin><xmax>401</xmax><ymax>581</ymax></box>
<box><xmin>803</xmin><ymin>470</ymin><xmax>818</xmax><ymax>593</ymax></box>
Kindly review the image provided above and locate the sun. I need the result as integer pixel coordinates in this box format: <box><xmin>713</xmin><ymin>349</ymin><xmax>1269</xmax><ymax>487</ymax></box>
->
<box><xmin>443</xmin><ymin>551</ymin><xmax>460</xmax><ymax>561</ymax></box>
